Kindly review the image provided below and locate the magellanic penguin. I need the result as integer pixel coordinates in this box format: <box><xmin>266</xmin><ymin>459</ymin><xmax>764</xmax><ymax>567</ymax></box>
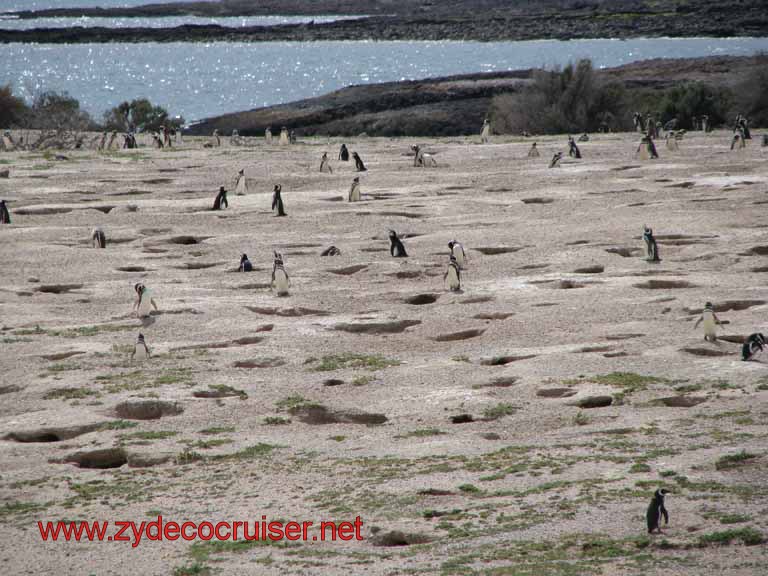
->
<box><xmin>91</xmin><ymin>227</ymin><xmax>106</xmax><ymax>248</ymax></box>
<box><xmin>131</xmin><ymin>333</ymin><xmax>151</xmax><ymax>361</ymax></box>
<box><xmin>480</xmin><ymin>118</ymin><xmax>491</xmax><ymax>144</ymax></box>
<box><xmin>320</xmin><ymin>152</ymin><xmax>333</xmax><ymax>173</ymax></box>
<box><xmin>694</xmin><ymin>302</ymin><xmax>721</xmax><ymax>342</ymax></box>
<box><xmin>646</xmin><ymin>488</ymin><xmax>670</xmax><ymax>534</ymax></box>
<box><xmin>279</xmin><ymin>127</ymin><xmax>289</xmax><ymax>146</ymax></box>
<box><xmin>235</xmin><ymin>169</ymin><xmax>248</xmax><ymax>195</ymax></box>
<box><xmin>0</xmin><ymin>200</ymin><xmax>11</xmax><ymax>224</ymax></box>
<box><xmin>321</xmin><ymin>246</ymin><xmax>341</xmax><ymax>257</ymax></box>
<box><xmin>271</xmin><ymin>251</ymin><xmax>290</xmax><ymax>296</ymax></box>
<box><xmin>527</xmin><ymin>142</ymin><xmax>540</xmax><ymax>158</ymax></box>
<box><xmin>349</xmin><ymin>177</ymin><xmax>361</xmax><ymax>202</ymax></box>
<box><xmin>212</xmin><ymin>186</ymin><xmax>229</xmax><ymax>210</ymax></box>
<box><xmin>352</xmin><ymin>152</ymin><xmax>367</xmax><ymax>172</ymax></box>
<box><xmin>567</xmin><ymin>136</ymin><xmax>581</xmax><ymax>159</ymax></box>
<box><xmin>742</xmin><ymin>333</ymin><xmax>766</xmax><ymax>361</ymax></box>
<box><xmin>133</xmin><ymin>283</ymin><xmax>158</xmax><ymax>318</ymax></box>
<box><xmin>643</xmin><ymin>226</ymin><xmax>660</xmax><ymax>262</ymax></box>
<box><xmin>272</xmin><ymin>184</ymin><xmax>286</xmax><ymax>216</ymax></box>
<box><xmin>444</xmin><ymin>255</ymin><xmax>462</xmax><ymax>292</ymax></box>
<box><xmin>212</xmin><ymin>129</ymin><xmax>221</xmax><ymax>147</ymax></box>
<box><xmin>239</xmin><ymin>253</ymin><xmax>253</xmax><ymax>272</ymax></box>
<box><xmin>549</xmin><ymin>152</ymin><xmax>563</xmax><ymax>168</ymax></box>
<box><xmin>265</xmin><ymin>127</ymin><xmax>273</xmax><ymax>144</ymax></box>
<box><xmin>665</xmin><ymin>132</ymin><xmax>679</xmax><ymax>151</ymax></box>
<box><xmin>578</xmin><ymin>133</ymin><xmax>589</xmax><ymax>142</ymax></box>
<box><xmin>448</xmin><ymin>240</ymin><xmax>467</xmax><ymax>269</ymax></box>
<box><xmin>339</xmin><ymin>143</ymin><xmax>349</xmax><ymax>161</ymax></box>
<box><xmin>389</xmin><ymin>230</ymin><xmax>408</xmax><ymax>258</ymax></box>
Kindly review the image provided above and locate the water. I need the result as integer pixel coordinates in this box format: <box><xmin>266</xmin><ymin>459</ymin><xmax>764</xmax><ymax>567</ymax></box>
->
<box><xmin>2</xmin><ymin>37</ymin><xmax>767</xmax><ymax>124</ymax></box>
<box><xmin>0</xmin><ymin>14</ymin><xmax>365</xmax><ymax>29</ymax></box>
<box><xmin>0</xmin><ymin>0</ymin><xmax>214</xmax><ymax>11</ymax></box>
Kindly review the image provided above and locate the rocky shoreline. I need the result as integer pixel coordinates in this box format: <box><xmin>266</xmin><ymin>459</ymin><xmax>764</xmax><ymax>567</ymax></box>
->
<box><xmin>2</xmin><ymin>1</ymin><xmax>767</xmax><ymax>44</ymax></box>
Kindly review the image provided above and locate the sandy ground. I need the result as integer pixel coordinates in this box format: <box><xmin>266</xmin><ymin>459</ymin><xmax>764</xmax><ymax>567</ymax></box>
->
<box><xmin>1</xmin><ymin>130</ymin><xmax>767</xmax><ymax>575</ymax></box>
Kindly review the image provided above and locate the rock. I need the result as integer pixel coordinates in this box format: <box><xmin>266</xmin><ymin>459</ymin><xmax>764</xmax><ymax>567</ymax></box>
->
<box><xmin>568</xmin><ymin>395</ymin><xmax>614</xmax><ymax>409</ymax></box>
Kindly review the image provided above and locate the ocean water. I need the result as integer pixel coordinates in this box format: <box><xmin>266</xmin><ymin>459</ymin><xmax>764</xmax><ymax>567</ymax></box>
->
<box><xmin>0</xmin><ymin>14</ymin><xmax>365</xmax><ymax>29</ymax></box>
<box><xmin>0</xmin><ymin>0</ymin><xmax>214</xmax><ymax>10</ymax></box>
<box><xmin>2</xmin><ymin>37</ymin><xmax>767</xmax><ymax>124</ymax></box>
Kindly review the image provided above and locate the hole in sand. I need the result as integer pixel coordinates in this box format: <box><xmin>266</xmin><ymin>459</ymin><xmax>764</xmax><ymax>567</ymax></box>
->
<box><xmin>573</xmin><ymin>265</ymin><xmax>604</xmax><ymax>274</ymax></box>
<box><xmin>323</xmin><ymin>379</ymin><xmax>344</xmax><ymax>387</ymax></box>
<box><xmin>290</xmin><ymin>405</ymin><xmax>387</xmax><ymax>425</ymax></box>
<box><xmin>634</xmin><ymin>280</ymin><xmax>696</xmax><ymax>290</ymax></box>
<box><xmin>574</xmin><ymin>345</ymin><xmax>613</xmax><ymax>353</ymax></box>
<box><xmin>234</xmin><ymin>357</ymin><xmax>286</xmax><ymax>369</ymax></box>
<box><xmin>405</xmin><ymin>293</ymin><xmax>439</xmax><ymax>305</ymax></box>
<box><xmin>655</xmin><ymin>396</ymin><xmax>708</xmax><ymax>408</ymax></box>
<box><xmin>65</xmin><ymin>448</ymin><xmax>128</xmax><ymax>469</ymax></box>
<box><xmin>115</xmin><ymin>266</ymin><xmax>149</xmax><ymax>272</ymax></box>
<box><xmin>389</xmin><ymin>270</ymin><xmax>422</xmax><ymax>279</ymax></box>
<box><xmin>746</xmin><ymin>246</ymin><xmax>768</xmax><ymax>256</ymax></box>
<box><xmin>40</xmin><ymin>351</ymin><xmax>86</xmax><ymax>361</ymax></box>
<box><xmin>114</xmin><ymin>400</ymin><xmax>183</xmax><ymax>420</ymax></box>
<box><xmin>575</xmin><ymin>396</ymin><xmax>614</xmax><ymax>409</ymax></box>
<box><xmin>473</xmin><ymin>312</ymin><xmax>514</xmax><ymax>320</ymax></box>
<box><xmin>474</xmin><ymin>246</ymin><xmax>524</xmax><ymax>255</ymax></box>
<box><xmin>174</xmin><ymin>262</ymin><xmax>222</xmax><ymax>270</ymax></box>
<box><xmin>667</xmin><ymin>181</ymin><xmax>695</xmax><ymax>189</ymax></box>
<box><xmin>478</xmin><ymin>377</ymin><xmax>518</xmax><ymax>388</ymax></box>
<box><xmin>461</xmin><ymin>296</ymin><xmax>494</xmax><ymax>304</ymax></box>
<box><xmin>13</xmin><ymin>206</ymin><xmax>72</xmax><ymax>215</ymax></box>
<box><xmin>141</xmin><ymin>178</ymin><xmax>172</xmax><ymax>184</ymax></box>
<box><xmin>333</xmin><ymin>320</ymin><xmax>420</xmax><ymax>334</ymax></box>
<box><xmin>245</xmin><ymin>306</ymin><xmax>328</xmax><ymax>317</ymax></box>
<box><xmin>329</xmin><ymin>265</ymin><xmax>367</xmax><ymax>276</ymax></box>
<box><xmin>166</xmin><ymin>236</ymin><xmax>202</xmax><ymax>245</ymax></box>
<box><xmin>36</xmin><ymin>284</ymin><xmax>83</xmax><ymax>294</ymax></box>
<box><xmin>481</xmin><ymin>354</ymin><xmax>537</xmax><ymax>366</ymax></box>
<box><xmin>372</xmin><ymin>530</ymin><xmax>431</xmax><ymax>547</ymax></box>
<box><xmin>432</xmin><ymin>328</ymin><xmax>485</xmax><ymax>342</ymax></box>
<box><xmin>553</xmin><ymin>280</ymin><xmax>585</xmax><ymax>289</ymax></box>
<box><xmin>680</xmin><ymin>347</ymin><xmax>732</xmax><ymax>357</ymax></box>
<box><xmin>537</xmin><ymin>388</ymin><xmax>578</xmax><ymax>398</ymax></box>
<box><xmin>450</xmin><ymin>414</ymin><xmax>474</xmax><ymax>424</ymax></box>
<box><xmin>0</xmin><ymin>385</ymin><xmax>22</xmax><ymax>395</ymax></box>
<box><xmin>521</xmin><ymin>197</ymin><xmax>554</xmax><ymax>204</ymax></box>
<box><xmin>605</xmin><ymin>333</ymin><xmax>644</xmax><ymax>341</ymax></box>
<box><xmin>605</xmin><ymin>247</ymin><xmax>639</xmax><ymax>257</ymax></box>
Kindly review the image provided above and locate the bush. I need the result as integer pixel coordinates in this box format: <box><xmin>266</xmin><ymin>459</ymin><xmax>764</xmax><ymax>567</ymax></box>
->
<box><xmin>655</xmin><ymin>82</ymin><xmax>733</xmax><ymax>130</ymax></box>
<box><xmin>27</xmin><ymin>90</ymin><xmax>96</xmax><ymax>132</ymax></box>
<box><xmin>489</xmin><ymin>59</ymin><xmax>630</xmax><ymax>134</ymax></box>
<box><xmin>103</xmin><ymin>98</ymin><xmax>182</xmax><ymax>133</ymax></box>
<box><xmin>734</xmin><ymin>55</ymin><xmax>768</xmax><ymax>128</ymax></box>
<box><xmin>0</xmin><ymin>84</ymin><xmax>29</xmax><ymax>128</ymax></box>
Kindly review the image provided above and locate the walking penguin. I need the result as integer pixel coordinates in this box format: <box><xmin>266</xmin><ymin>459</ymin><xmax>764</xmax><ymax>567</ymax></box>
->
<box><xmin>133</xmin><ymin>283</ymin><xmax>158</xmax><ymax>319</ymax></box>
<box><xmin>348</xmin><ymin>177</ymin><xmax>361</xmax><ymax>202</ymax></box>
<box><xmin>352</xmin><ymin>152</ymin><xmax>367</xmax><ymax>172</ymax></box>
<box><xmin>694</xmin><ymin>302</ymin><xmax>721</xmax><ymax>342</ymax></box>
<box><xmin>643</xmin><ymin>226</ymin><xmax>660</xmax><ymax>262</ymax></box>
<box><xmin>212</xmin><ymin>186</ymin><xmax>228</xmax><ymax>210</ymax></box>
<box><xmin>239</xmin><ymin>253</ymin><xmax>253</xmax><ymax>272</ymax></box>
<box><xmin>742</xmin><ymin>333</ymin><xmax>766</xmax><ymax>361</ymax></box>
<box><xmin>91</xmin><ymin>227</ymin><xmax>106</xmax><ymax>248</ymax></box>
<box><xmin>271</xmin><ymin>252</ymin><xmax>290</xmax><ymax>296</ymax></box>
<box><xmin>444</xmin><ymin>255</ymin><xmax>462</xmax><ymax>292</ymax></box>
<box><xmin>646</xmin><ymin>488</ymin><xmax>670</xmax><ymax>534</ymax></box>
<box><xmin>0</xmin><ymin>200</ymin><xmax>10</xmax><ymax>224</ymax></box>
<box><xmin>272</xmin><ymin>184</ymin><xmax>286</xmax><ymax>216</ymax></box>
<box><xmin>549</xmin><ymin>152</ymin><xmax>563</xmax><ymax>168</ymax></box>
<box><xmin>131</xmin><ymin>333</ymin><xmax>151</xmax><ymax>361</ymax></box>
<box><xmin>448</xmin><ymin>240</ymin><xmax>467</xmax><ymax>268</ymax></box>
<box><xmin>389</xmin><ymin>230</ymin><xmax>408</xmax><ymax>258</ymax></box>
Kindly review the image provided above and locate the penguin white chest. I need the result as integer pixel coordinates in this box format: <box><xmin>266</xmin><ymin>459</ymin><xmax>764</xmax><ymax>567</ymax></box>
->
<box><xmin>702</xmin><ymin>312</ymin><xmax>716</xmax><ymax>336</ymax></box>
<box><xmin>133</xmin><ymin>344</ymin><xmax>148</xmax><ymax>360</ymax></box>
<box><xmin>452</xmin><ymin>245</ymin><xmax>465</xmax><ymax>268</ymax></box>
<box><xmin>137</xmin><ymin>292</ymin><xmax>153</xmax><ymax>318</ymax></box>
<box><xmin>274</xmin><ymin>270</ymin><xmax>290</xmax><ymax>295</ymax></box>
<box><xmin>349</xmin><ymin>184</ymin><xmax>360</xmax><ymax>202</ymax></box>
<box><xmin>447</xmin><ymin>267</ymin><xmax>460</xmax><ymax>291</ymax></box>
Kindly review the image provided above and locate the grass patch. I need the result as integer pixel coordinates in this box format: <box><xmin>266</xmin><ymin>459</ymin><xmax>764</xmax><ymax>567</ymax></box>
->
<box><xmin>573</xmin><ymin>411</ymin><xmax>590</xmax><ymax>426</ymax></box>
<box><xmin>199</xmin><ymin>426</ymin><xmax>235</xmax><ymax>435</ymax></box>
<box><xmin>329</xmin><ymin>435</ymin><xmax>346</xmax><ymax>442</ymax></box>
<box><xmin>715</xmin><ymin>451</ymin><xmax>757</xmax><ymax>470</ymax></box>
<box><xmin>207</xmin><ymin>384</ymin><xmax>247</xmax><ymax>400</ymax></box>
<box><xmin>458</xmin><ymin>484</ymin><xmax>482</xmax><ymax>494</ymax></box>
<box><xmin>99</xmin><ymin>420</ymin><xmax>139</xmax><ymax>430</ymax></box>
<box><xmin>173</xmin><ymin>563</ymin><xmax>211</xmax><ymax>576</ymax></box>
<box><xmin>263</xmin><ymin>416</ymin><xmax>291</xmax><ymax>425</ymax></box>
<box><xmin>275</xmin><ymin>394</ymin><xmax>316</xmax><ymax>411</ymax></box>
<box><xmin>3</xmin><ymin>337</ymin><xmax>33</xmax><ymax>344</ymax></box>
<box><xmin>123</xmin><ymin>431</ymin><xmax>178</xmax><ymax>441</ymax></box>
<box><xmin>351</xmin><ymin>375</ymin><xmax>375</xmax><ymax>386</ymax></box>
<box><xmin>698</xmin><ymin>527</ymin><xmax>764</xmax><ymax>546</ymax></box>
<box><xmin>397</xmin><ymin>428</ymin><xmax>446</xmax><ymax>439</ymax></box>
<box><xmin>189</xmin><ymin>538</ymin><xmax>288</xmax><ymax>562</ymax></box>
<box><xmin>191</xmin><ymin>438</ymin><xmax>233</xmax><ymax>450</ymax></box>
<box><xmin>43</xmin><ymin>387</ymin><xmax>99</xmax><ymax>400</ymax></box>
<box><xmin>565</xmin><ymin>372</ymin><xmax>672</xmax><ymax>402</ymax></box>
<box><xmin>210</xmin><ymin>443</ymin><xmax>277</xmax><ymax>462</ymax></box>
<box><xmin>309</xmin><ymin>353</ymin><xmax>400</xmax><ymax>372</ymax></box>
<box><xmin>51</xmin><ymin>324</ymin><xmax>136</xmax><ymax>338</ymax></box>
<box><xmin>176</xmin><ymin>449</ymin><xmax>205</xmax><ymax>465</ymax></box>
<box><xmin>482</xmin><ymin>403</ymin><xmax>516</xmax><ymax>420</ymax></box>
<box><xmin>720</xmin><ymin>513</ymin><xmax>751</xmax><ymax>525</ymax></box>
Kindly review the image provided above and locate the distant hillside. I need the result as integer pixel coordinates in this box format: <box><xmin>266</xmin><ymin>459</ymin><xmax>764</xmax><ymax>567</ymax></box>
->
<box><xmin>186</xmin><ymin>55</ymin><xmax>763</xmax><ymax>137</ymax></box>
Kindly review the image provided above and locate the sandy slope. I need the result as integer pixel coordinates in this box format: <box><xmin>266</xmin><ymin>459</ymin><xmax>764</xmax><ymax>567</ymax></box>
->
<box><xmin>1</xmin><ymin>130</ymin><xmax>767</xmax><ymax>575</ymax></box>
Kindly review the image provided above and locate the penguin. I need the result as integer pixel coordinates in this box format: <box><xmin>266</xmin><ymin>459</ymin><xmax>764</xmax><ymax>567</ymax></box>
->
<box><xmin>480</xmin><ymin>118</ymin><xmax>491</xmax><ymax>144</ymax></box>
<box><xmin>271</xmin><ymin>251</ymin><xmax>290</xmax><ymax>296</ymax></box>
<box><xmin>339</xmin><ymin>143</ymin><xmax>349</xmax><ymax>161</ymax></box>
<box><xmin>448</xmin><ymin>240</ymin><xmax>467</xmax><ymax>269</ymax></box>
<box><xmin>411</xmin><ymin>145</ymin><xmax>437</xmax><ymax>167</ymax></box>
<box><xmin>235</xmin><ymin>169</ymin><xmax>248</xmax><ymax>195</ymax></box>
<box><xmin>348</xmin><ymin>177</ymin><xmax>361</xmax><ymax>203</ymax></box>
<box><xmin>633</xmin><ymin>112</ymin><xmax>643</xmax><ymax>132</ymax></box>
<box><xmin>578</xmin><ymin>132</ymin><xmax>589</xmax><ymax>142</ymax></box>
<box><xmin>665</xmin><ymin>132</ymin><xmax>679</xmax><ymax>151</ymax></box>
<box><xmin>265</xmin><ymin>127</ymin><xmax>273</xmax><ymax>144</ymax></box>
<box><xmin>289</xmin><ymin>130</ymin><xmax>296</xmax><ymax>144</ymax></box>
<box><xmin>646</xmin><ymin>488</ymin><xmax>670</xmax><ymax>534</ymax></box>
<box><xmin>131</xmin><ymin>333</ymin><xmax>150</xmax><ymax>361</ymax></box>
<box><xmin>213</xmin><ymin>129</ymin><xmax>221</xmax><ymax>147</ymax></box>
<box><xmin>321</xmin><ymin>246</ymin><xmax>341</xmax><ymax>257</ymax></box>
<box><xmin>212</xmin><ymin>186</ymin><xmax>228</xmax><ymax>210</ymax></box>
<box><xmin>239</xmin><ymin>253</ymin><xmax>253</xmax><ymax>272</ymax></box>
<box><xmin>272</xmin><ymin>184</ymin><xmax>286</xmax><ymax>216</ymax></box>
<box><xmin>549</xmin><ymin>152</ymin><xmax>563</xmax><ymax>168</ymax></box>
<box><xmin>320</xmin><ymin>152</ymin><xmax>333</xmax><ymax>173</ymax></box>
<box><xmin>731</xmin><ymin>130</ymin><xmax>745</xmax><ymax>151</ymax></box>
<box><xmin>637</xmin><ymin>135</ymin><xmax>659</xmax><ymax>159</ymax></box>
<box><xmin>0</xmin><ymin>200</ymin><xmax>11</xmax><ymax>224</ymax></box>
<box><xmin>133</xmin><ymin>283</ymin><xmax>158</xmax><ymax>319</ymax></box>
<box><xmin>567</xmin><ymin>136</ymin><xmax>581</xmax><ymax>159</ymax></box>
<box><xmin>389</xmin><ymin>230</ymin><xmax>408</xmax><ymax>258</ymax></box>
<box><xmin>694</xmin><ymin>302</ymin><xmax>721</xmax><ymax>342</ymax></box>
<box><xmin>279</xmin><ymin>127</ymin><xmax>289</xmax><ymax>146</ymax></box>
<box><xmin>742</xmin><ymin>333</ymin><xmax>766</xmax><ymax>361</ymax></box>
<box><xmin>642</xmin><ymin>226</ymin><xmax>660</xmax><ymax>262</ymax></box>
<box><xmin>444</xmin><ymin>255</ymin><xmax>462</xmax><ymax>292</ymax></box>
<box><xmin>352</xmin><ymin>152</ymin><xmax>367</xmax><ymax>172</ymax></box>
<box><xmin>91</xmin><ymin>227</ymin><xmax>106</xmax><ymax>249</ymax></box>
<box><xmin>527</xmin><ymin>142</ymin><xmax>540</xmax><ymax>158</ymax></box>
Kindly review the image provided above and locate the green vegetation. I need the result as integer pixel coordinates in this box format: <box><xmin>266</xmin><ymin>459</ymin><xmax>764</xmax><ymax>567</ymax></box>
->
<box><xmin>715</xmin><ymin>451</ymin><xmax>757</xmax><ymax>471</ymax></box>
<box><xmin>173</xmin><ymin>562</ymin><xmax>211</xmax><ymax>576</ymax></box>
<box><xmin>43</xmin><ymin>387</ymin><xmax>98</xmax><ymax>400</ymax></box>
<box><xmin>482</xmin><ymin>403</ymin><xmax>517</xmax><ymax>420</ymax></box>
<box><xmin>309</xmin><ymin>353</ymin><xmax>400</xmax><ymax>372</ymax></box>
<box><xmin>199</xmin><ymin>426</ymin><xmax>235</xmax><ymax>435</ymax></box>
<box><xmin>275</xmin><ymin>395</ymin><xmax>317</xmax><ymax>411</ymax></box>
<box><xmin>397</xmin><ymin>428</ymin><xmax>446</xmax><ymax>439</ymax></box>
<box><xmin>122</xmin><ymin>430</ymin><xmax>178</xmax><ymax>441</ymax></box>
<box><xmin>573</xmin><ymin>411</ymin><xmax>590</xmax><ymax>426</ymax></box>
<box><xmin>263</xmin><ymin>416</ymin><xmax>291</xmax><ymax>425</ymax></box>
<box><xmin>698</xmin><ymin>527</ymin><xmax>764</xmax><ymax>547</ymax></box>
<box><xmin>99</xmin><ymin>420</ymin><xmax>139</xmax><ymax>430</ymax></box>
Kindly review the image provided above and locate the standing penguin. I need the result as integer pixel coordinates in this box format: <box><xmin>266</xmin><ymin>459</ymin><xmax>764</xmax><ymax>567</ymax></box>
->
<box><xmin>133</xmin><ymin>283</ymin><xmax>158</xmax><ymax>319</ymax></box>
<box><xmin>742</xmin><ymin>333</ymin><xmax>766</xmax><ymax>361</ymax></box>
<box><xmin>235</xmin><ymin>169</ymin><xmax>248</xmax><ymax>195</ymax></box>
<box><xmin>348</xmin><ymin>177</ymin><xmax>361</xmax><ymax>202</ymax></box>
<box><xmin>131</xmin><ymin>333</ymin><xmax>151</xmax><ymax>361</ymax></box>
<box><xmin>480</xmin><ymin>118</ymin><xmax>491</xmax><ymax>144</ymax></box>
<box><xmin>646</xmin><ymin>489</ymin><xmax>670</xmax><ymax>534</ymax></box>
<box><xmin>0</xmin><ymin>200</ymin><xmax>11</xmax><ymax>224</ymax></box>
<box><xmin>389</xmin><ymin>230</ymin><xmax>408</xmax><ymax>258</ymax></box>
<box><xmin>212</xmin><ymin>129</ymin><xmax>221</xmax><ymax>147</ymax></box>
<box><xmin>549</xmin><ymin>152</ymin><xmax>563</xmax><ymax>168</ymax></box>
<box><xmin>212</xmin><ymin>186</ymin><xmax>229</xmax><ymax>210</ymax></box>
<box><xmin>637</xmin><ymin>135</ymin><xmax>659</xmax><ymax>159</ymax></box>
<box><xmin>444</xmin><ymin>255</ymin><xmax>462</xmax><ymax>292</ymax></box>
<box><xmin>91</xmin><ymin>227</ymin><xmax>106</xmax><ymax>248</ymax></box>
<box><xmin>321</xmin><ymin>246</ymin><xmax>341</xmax><ymax>257</ymax></box>
<box><xmin>279</xmin><ymin>127</ymin><xmax>289</xmax><ymax>146</ymax></box>
<box><xmin>352</xmin><ymin>152</ymin><xmax>367</xmax><ymax>172</ymax></box>
<box><xmin>265</xmin><ymin>127</ymin><xmax>273</xmax><ymax>144</ymax></box>
<box><xmin>567</xmin><ymin>136</ymin><xmax>581</xmax><ymax>159</ymax></box>
<box><xmin>527</xmin><ymin>142</ymin><xmax>540</xmax><ymax>158</ymax></box>
<box><xmin>448</xmin><ymin>240</ymin><xmax>467</xmax><ymax>269</ymax></box>
<box><xmin>643</xmin><ymin>226</ymin><xmax>660</xmax><ymax>262</ymax></box>
<box><xmin>271</xmin><ymin>252</ymin><xmax>290</xmax><ymax>296</ymax></box>
<box><xmin>339</xmin><ymin>143</ymin><xmax>349</xmax><ymax>161</ymax></box>
<box><xmin>320</xmin><ymin>152</ymin><xmax>333</xmax><ymax>173</ymax></box>
<box><xmin>272</xmin><ymin>184</ymin><xmax>286</xmax><ymax>216</ymax></box>
<box><xmin>665</xmin><ymin>132</ymin><xmax>679</xmax><ymax>151</ymax></box>
<box><xmin>239</xmin><ymin>253</ymin><xmax>253</xmax><ymax>272</ymax></box>
<box><xmin>694</xmin><ymin>302</ymin><xmax>721</xmax><ymax>342</ymax></box>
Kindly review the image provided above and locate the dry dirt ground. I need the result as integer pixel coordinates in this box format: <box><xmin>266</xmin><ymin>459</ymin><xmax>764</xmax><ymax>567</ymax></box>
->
<box><xmin>1</xmin><ymin>130</ymin><xmax>767</xmax><ymax>575</ymax></box>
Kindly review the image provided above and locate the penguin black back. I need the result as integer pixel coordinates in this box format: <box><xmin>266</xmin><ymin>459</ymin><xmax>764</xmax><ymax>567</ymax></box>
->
<box><xmin>213</xmin><ymin>186</ymin><xmax>228</xmax><ymax>210</ymax></box>
<box><xmin>0</xmin><ymin>200</ymin><xmax>10</xmax><ymax>224</ymax></box>
<box><xmin>643</xmin><ymin>226</ymin><xmax>660</xmax><ymax>262</ymax></box>
<box><xmin>239</xmin><ymin>253</ymin><xmax>253</xmax><ymax>272</ymax></box>
<box><xmin>389</xmin><ymin>230</ymin><xmax>408</xmax><ymax>258</ymax></box>
<box><xmin>646</xmin><ymin>488</ymin><xmax>669</xmax><ymax>534</ymax></box>
<box><xmin>339</xmin><ymin>143</ymin><xmax>349</xmax><ymax>161</ymax></box>
<box><xmin>272</xmin><ymin>184</ymin><xmax>286</xmax><ymax>216</ymax></box>
<box><xmin>353</xmin><ymin>152</ymin><xmax>367</xmax><ymax>172</ymax></box>
<box><xmin>742</xmin><ymin>333</ymin><xmax>766</xmax><ymax>361</ymax></box>
<box><xmin>548</xmin><ymin>152</ymin><xmax>563</xmax><ymax>168</ymax></box>
<box><xmin>92</xmin><ymin>227</ymin><xmax>106</xmax><ymax>248</ymax></box>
